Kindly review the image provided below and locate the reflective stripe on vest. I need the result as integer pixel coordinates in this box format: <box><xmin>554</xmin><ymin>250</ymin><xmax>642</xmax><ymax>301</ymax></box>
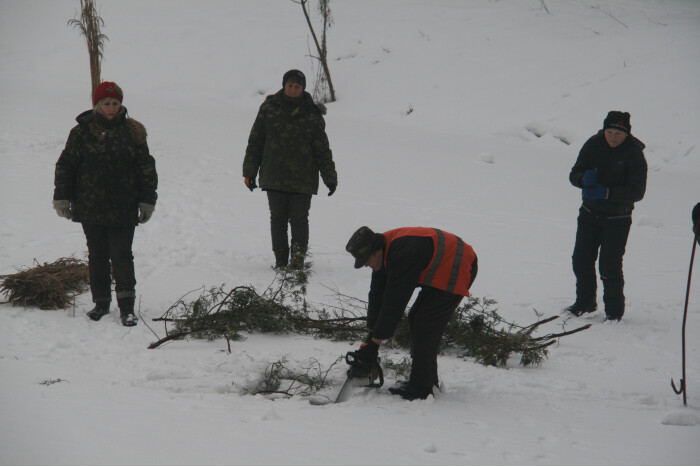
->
<box><xmin>382</xmin><ymin>227</ymin><xmax>475</xmax><ymax>296</ymax></box>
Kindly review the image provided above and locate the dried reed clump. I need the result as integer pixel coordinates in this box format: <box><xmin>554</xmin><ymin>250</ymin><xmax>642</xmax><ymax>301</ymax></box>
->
<box><xmin>0</xmin><ymin>257</ymin><xmax>90</xmax><ymax>310</ymax></box>
<box><xmin>68</xmin><ymin>0</ymin><xmax>108</xmax><ymax>98</ymax></box>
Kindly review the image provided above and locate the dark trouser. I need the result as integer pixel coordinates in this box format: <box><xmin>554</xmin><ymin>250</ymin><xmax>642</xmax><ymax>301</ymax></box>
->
<box><xmin>82</xmin><ymin>223</ymin><xmax>136</xmax><ymax>304</ymax></box>
<box><xmin>572</xmin><ymin>207</ymin><xmax>631</xmax><ymax>318</ymax></box>
<box><xmin>266</xmin><ymin>191</ymin><xmax>312</xmax><ymax>256</ymax></box>
<box><xmin>408</xmin><ymin>287</ymin><xmax>464</xmax><ymax>389</ymax></box>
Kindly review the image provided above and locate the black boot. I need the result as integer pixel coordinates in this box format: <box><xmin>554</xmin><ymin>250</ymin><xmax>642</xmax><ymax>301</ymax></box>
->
<box><xmin>118</xmin><ymin>296</ymin><xmax>138</xmax><ymax>327</ymax></box>
<box><xmin>87</xmin><ymin>302</ymin><xmax>111</xmax><ymax>321</ymax></box>
<box><xmin>289</xmin><ymin>244</ymin><xmax>307</xmax><ymax>270</ymax></box>
<box><xmin>565</xmin><ymin>301</ymin><xmax>597</xmax><ymax>317</ymax></box>
<box><xmin>273</xmin><ymin>248</ymin><xmax>289</xmax><ymax>269</ymax></box>
<box><xmin>388</xmin><ymin>383</ymin><xmax>433</xmax><ymax>401</ymax></box>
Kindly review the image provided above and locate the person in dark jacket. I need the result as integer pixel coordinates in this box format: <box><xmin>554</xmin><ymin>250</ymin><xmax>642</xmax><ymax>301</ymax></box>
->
<box><xmin>242</xmin><ymin>69</ymin><xmax>337</xmax><ymax>269</ymax></box>
<box><xmin>346</xmin><ymin>226</ymin><xmax>478</xmax><ymax>400</ymax></box>
<box><xmin>566</xmin><ymin>111</ymin><xmax>647</xmax><ymax>321</ymax></box>
<box><xmin>693</xmin><ymin>203</ymin><xmax>700</xmax><ymax>243</ymax></box>
<box><xmin>53</xmin><ymin>81</ymin><xmax>158</xmax><ymax>326</ymax></box>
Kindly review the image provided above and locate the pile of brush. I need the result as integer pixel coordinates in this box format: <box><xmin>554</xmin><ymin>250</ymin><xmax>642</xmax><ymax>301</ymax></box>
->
<box><xmin>0</xmin><ymin>257</ymin><xmax>90</xmax><ymax>310</ymax></box>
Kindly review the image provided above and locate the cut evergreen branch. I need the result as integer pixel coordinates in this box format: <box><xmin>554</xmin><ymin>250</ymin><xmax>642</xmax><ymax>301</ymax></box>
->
<box><xmin>393</xmin><ymin>297</ymin><xmax>591</xmax><ymax>367</ymax></box>
<box><xmin>148</xmin><ymin>264</ymin><xmax>367</xmax><ymax>350</ymax></box>
<box><xmin>0</xmin><ymin>257</ymin><xmax>89</xmax><ymax>310</ymax></box>
<box><xmin>68</xmin><ymin>0</ymin><xmax>108</xmax><ymax>99</ymax></box>
<box><xmin>148</xmin><ymin>264</ymin><xmax>590</xmax><ymax>369</ymax></box>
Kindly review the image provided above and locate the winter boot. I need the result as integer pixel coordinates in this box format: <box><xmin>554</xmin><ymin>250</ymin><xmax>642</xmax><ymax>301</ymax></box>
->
<box><xmin>118</xmin><ymin>296</ymin><xmax>138</xmax><ymax>327</ymax></box>
<box><xmin>288</xmin><ymin>244</ymin><xmax>307</xmax><ymax>270</ymax></box>
<box><xmin>388</xmin><ymin>383</ymin><xmax>433</xmax><ymax>401</ymax></box>
<box><xmin>565</xmin><ymin>301</ymin><xmax>597</xmax><ymax>317</ymax></box>
<box><xmin>87</xmin><ymin>302</ymin><xmax>111</xmax><ymax>321</ymax></box>
<box><xmin>604</xmin><ymin>301</ymin><xmax>624</xmax><ymax>322</ymax></box>
<box><xmin>273</xmin><ymin>248</ymin><xmax>289</xmax><ymax>270</ymax></box>
<box><xmin>393</xmin><ymin>379</ymin><xmax>440</xmax><ymax>393</ymax></box>
<box><xmin>605</xmin><ymin>309</ymin><xmax>623</xmax><ymax>322</ymax></box>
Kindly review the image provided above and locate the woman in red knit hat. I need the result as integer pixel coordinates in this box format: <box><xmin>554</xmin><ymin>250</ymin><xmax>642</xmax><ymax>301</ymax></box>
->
<box><xmin>53</xmin><ymin>81</ymin><xmax>158</xmax><ymax>326</ymax></box>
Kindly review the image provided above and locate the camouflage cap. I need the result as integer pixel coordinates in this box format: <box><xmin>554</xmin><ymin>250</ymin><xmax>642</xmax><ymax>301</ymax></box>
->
<box><xmin>346</xmin><ymin>226</ymin><xmax>384</xmax><ymax>269</ymax></box>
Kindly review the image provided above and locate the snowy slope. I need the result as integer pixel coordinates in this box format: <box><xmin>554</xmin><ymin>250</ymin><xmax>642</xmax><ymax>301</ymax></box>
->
<box><xmin>1</xmin><ymin>0</ymin><xmax>699</xmax><ymax>464</ymax></box>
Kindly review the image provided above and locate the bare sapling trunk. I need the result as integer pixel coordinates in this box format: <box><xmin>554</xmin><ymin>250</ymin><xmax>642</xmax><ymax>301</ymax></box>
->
<box><xmin>68</xmin><ymin>0</ymin><xmax>108</xmax><ymax>102</ymax></box>
<box><xmin>295</xmin><ymin>0</ymin><xmax>336</xmax><ymax>103</ymax></box>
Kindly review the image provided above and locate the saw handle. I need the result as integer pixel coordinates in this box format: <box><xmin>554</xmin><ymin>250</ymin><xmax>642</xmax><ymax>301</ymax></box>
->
<box><xmin>345</xmin><ymin>351</ymin><xmax>384</xmax><ymax>388</ymax></box>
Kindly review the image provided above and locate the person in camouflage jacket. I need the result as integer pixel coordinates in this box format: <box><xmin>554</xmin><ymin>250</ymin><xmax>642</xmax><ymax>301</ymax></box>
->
<box><xmin>242</xmin><ymin>69</ymin><xmax>337</xmax><ymax>269</ymax></box>
<box><xmin>53</xmin><ymin>81</ymin><xmax>158</xmax><ymax>326</ymax></box>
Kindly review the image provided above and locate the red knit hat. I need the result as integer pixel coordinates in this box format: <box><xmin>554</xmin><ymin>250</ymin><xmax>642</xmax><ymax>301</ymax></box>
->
<box><xmin>92</xmin><ymin>81</ymin><xmax>123</xmax><ymax>106</ymax></box>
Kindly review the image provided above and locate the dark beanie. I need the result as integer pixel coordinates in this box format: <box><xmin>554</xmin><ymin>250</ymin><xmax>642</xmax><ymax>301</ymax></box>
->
<box><xmin>603</xmin><ymin>111</ymin><xmax>631</xmax><ymax>134</ymax></box>
<box><xmin>283</xmin><ymin>69</ymin><xmax>306</xmax><ymax>90</ymax></box>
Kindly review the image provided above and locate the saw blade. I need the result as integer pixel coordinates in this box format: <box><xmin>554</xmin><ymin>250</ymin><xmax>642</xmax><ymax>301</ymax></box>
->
<box><xmin>334</xmin><ymin>373</ymin><xmax>358</xmax><ymax>403</ymax></box>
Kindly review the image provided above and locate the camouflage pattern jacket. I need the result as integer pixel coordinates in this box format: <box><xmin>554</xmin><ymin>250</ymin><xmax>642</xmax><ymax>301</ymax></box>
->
<box><xmin>54</xmin><ymin>108</ymin><xmax>158</xmax><ymax>226</ymax></box>
<box><xmin>242</xmin><ymin>90</ymin><xmax>337</xmax><ymax>195</ymax></box>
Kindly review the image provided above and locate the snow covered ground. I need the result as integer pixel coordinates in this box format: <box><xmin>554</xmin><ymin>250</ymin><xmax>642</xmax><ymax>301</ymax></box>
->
<box><xmin>1</xmin><ymin>0</ymin><xmax>699</xmax><ymax>464</ymax></box>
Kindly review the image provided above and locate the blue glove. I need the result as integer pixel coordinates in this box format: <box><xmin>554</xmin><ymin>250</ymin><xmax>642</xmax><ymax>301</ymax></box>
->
<box><xmin>583</xmin><ymin>184</ymin><xmax>608</xmax><ymax>200</ymax></box>
<box><xmin>582</xmin><ymin>170</ymin><xmax>598</xmax><ymax>187</ymax></box>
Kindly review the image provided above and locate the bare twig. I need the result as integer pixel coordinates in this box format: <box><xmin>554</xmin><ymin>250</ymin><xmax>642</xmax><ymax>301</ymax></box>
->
<box><xmin>591</xmin><ymin>5</ymin><xmax>628</xmax><ymax>28</ymax></box>
<box><xmin>293</xmin><ymin>0</ymin><xmax>336</xmax><ymax>102</ymax></box>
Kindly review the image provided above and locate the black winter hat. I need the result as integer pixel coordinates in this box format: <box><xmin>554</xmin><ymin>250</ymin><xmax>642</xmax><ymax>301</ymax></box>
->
<box><xmin>603</xmin><ymin>111</ymin><xmax>631</xmax><ymax>134</ymax></box>
<box><xmin>283</xmin><ymin>69</ymin><xmax>306</xmax><ymax>90</ymax></box>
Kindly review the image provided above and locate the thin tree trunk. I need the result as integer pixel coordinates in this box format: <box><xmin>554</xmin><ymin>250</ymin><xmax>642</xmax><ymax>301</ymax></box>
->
<box><xmin>300</xmin><ymin>0</ymin><xmax>335</xmax><ymax>102</ymax></box>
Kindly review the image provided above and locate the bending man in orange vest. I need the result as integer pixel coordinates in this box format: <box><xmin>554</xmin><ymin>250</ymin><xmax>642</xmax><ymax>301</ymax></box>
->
<box><xmin>346</xmin><ymin>226</ymin><xmax>478</xmax><ymax>400</ymax></box>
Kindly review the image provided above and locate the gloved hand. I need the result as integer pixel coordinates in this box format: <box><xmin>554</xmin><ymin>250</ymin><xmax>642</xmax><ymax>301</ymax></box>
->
<box><xmin>583</xmin><ymin>184</ymin><xmax>608</xmax><ymax>201</ymax></box>
<box><xmin>582</xmin><ymin>170</ymin><xmax>598</xmax><ymax>187</ymax></box>
<box><xmin>138</xmin><ymin>203</ymin><xmax>155</xmax><ymax>223</ymax></box>
<box><xmin>354</xmin><ymin>340</ymin><xmax>379</xmax><ymax>366</ymax></box>
<box><xmin>692</xmin><ymin>203</ymin><xmax>700</xmax><ymax>238</ymax></box>
<box><xmin>53</xmin><ymin>200</ymin><xmax>72</xmax><ymax>219</ymax></box>
<box><xmin>326</xmin><ymin>183</ymin><xmax>336</xmax><ymax>196</ymax></box>
<box><xmin>244</xmin><ymin>177</ymin><xmax>257</xmax><ymax>192</ymax></box>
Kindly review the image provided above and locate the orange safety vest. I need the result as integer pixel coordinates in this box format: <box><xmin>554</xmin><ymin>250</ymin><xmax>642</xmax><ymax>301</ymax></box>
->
<box><xmin>382</xmin><ymin>227</ymin><xmax>476</xmax><ymax>297</ymax></box>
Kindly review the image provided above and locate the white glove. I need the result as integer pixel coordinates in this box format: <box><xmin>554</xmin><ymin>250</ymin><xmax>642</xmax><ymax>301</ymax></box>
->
<box><xmin>53</xmin><ymin>200</ymin><xmax>72</xmax><ymax>219</ymax></box>
<box><xmin>138</xmin><ymin>203</ymin><xmax>155</xmax><ymax>224</ymax></box>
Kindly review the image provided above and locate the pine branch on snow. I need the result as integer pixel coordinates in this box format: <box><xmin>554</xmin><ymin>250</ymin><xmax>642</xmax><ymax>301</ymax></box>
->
<box><xmin>148</xmin><ymin>263</ymin><xmax>590</xmax><ymax>369</ymax></box>
<box><xmin>148</xmin><ymin>263</ymin><xmax>367</xmax><ymax>351</ymax></box>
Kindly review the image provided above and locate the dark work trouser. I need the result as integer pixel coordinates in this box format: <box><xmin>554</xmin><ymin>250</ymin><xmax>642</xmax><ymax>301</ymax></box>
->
<box><xmin>571</xmin><ymin>207</ymin><xmax>631</xmax><ymax>318</ymax></box>
<box><xmin>266</xmin><ymin>191</ymin><xmax>312</xmax><ymax>256</ymax></box>
<box><xmin>82</xmin><ymin>223</ymin><xmax>136</xmax><ymax>304</ymax></box>
<box><xmin>408</xmin><ymin>287</ymin><xmax>464</xmax><ymax>389</ymax></box>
